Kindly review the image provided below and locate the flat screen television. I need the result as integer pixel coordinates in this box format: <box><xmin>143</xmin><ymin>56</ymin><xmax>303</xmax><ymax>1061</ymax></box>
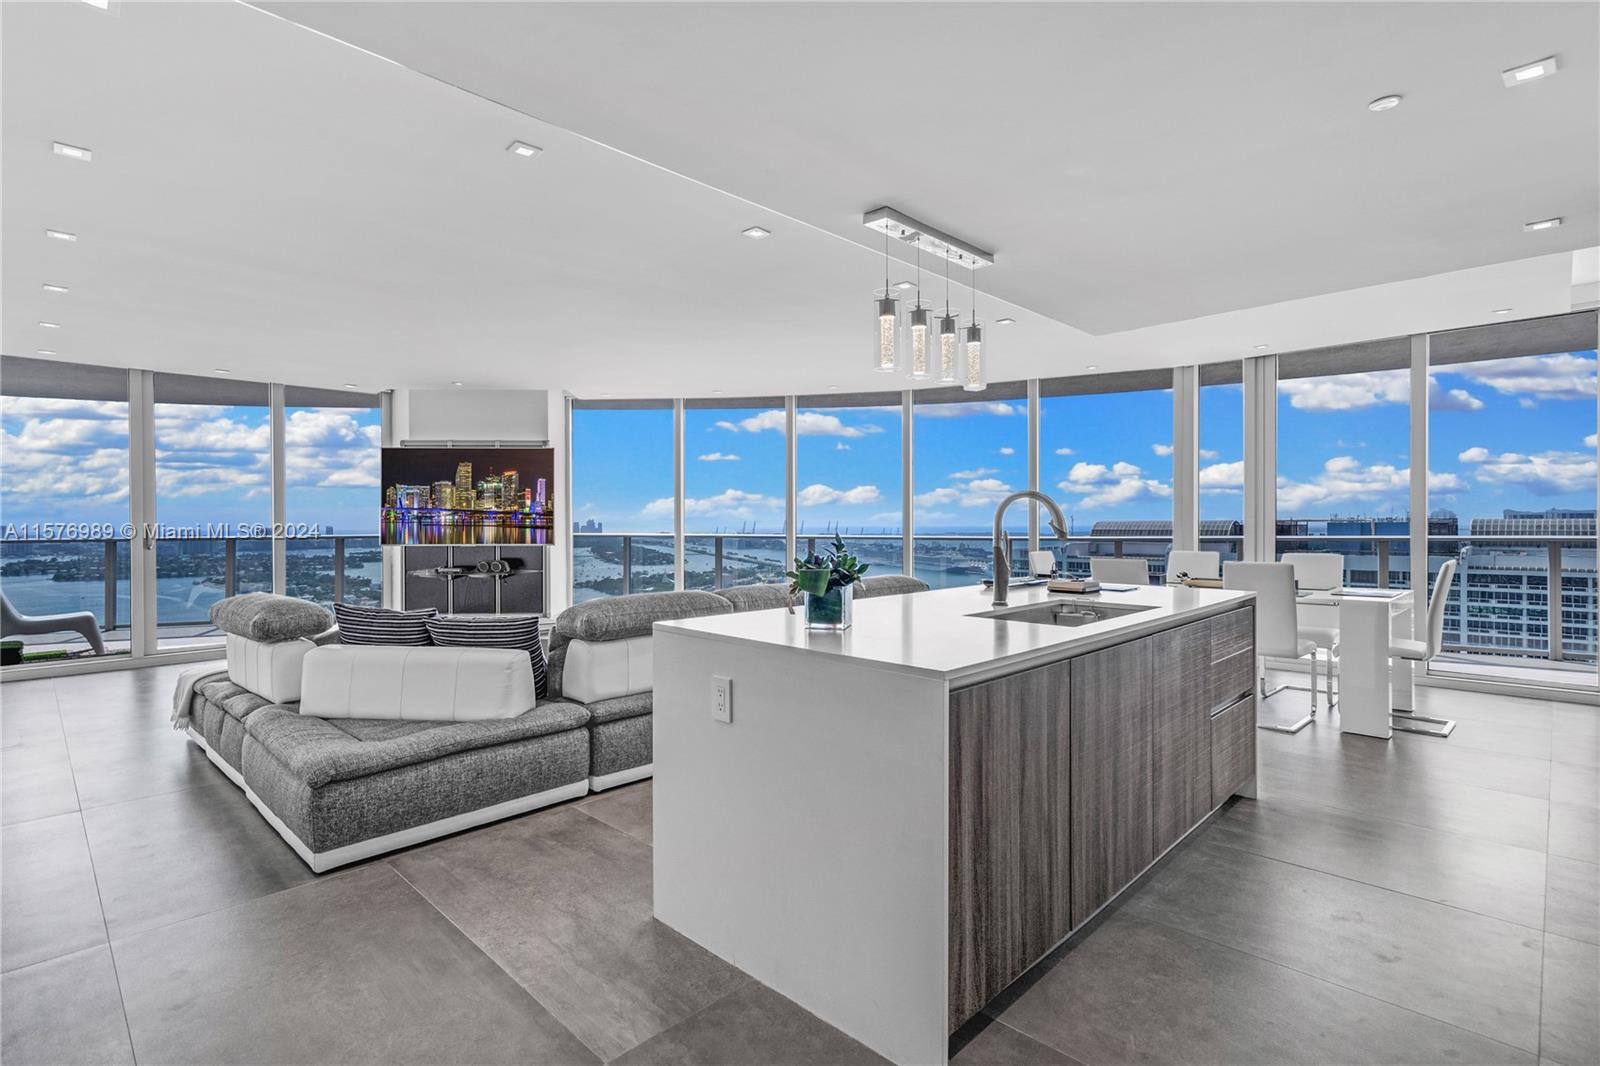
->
<box><xmin>381</xmin><ymin>446</ymin><xmax>556</xmax><ymax>546</ymax></box>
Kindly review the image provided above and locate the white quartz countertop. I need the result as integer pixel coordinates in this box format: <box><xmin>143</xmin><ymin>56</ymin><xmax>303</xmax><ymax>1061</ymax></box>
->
<box><xmin>655</xmin><ymin>582</ymin><xmax>1255</xmax><ymax>685</ymax></box>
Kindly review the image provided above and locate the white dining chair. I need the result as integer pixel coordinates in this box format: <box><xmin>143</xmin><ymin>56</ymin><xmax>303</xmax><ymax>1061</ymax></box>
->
<box><xmin>1280</xmin><ymin>552</ymin><xmax>1344</xmax><ymax>707</ymax></box>
<box><xmin>1028</xmin><ymin>550</ymin><xmax>1058</xmax><ymax>577</ymax></box>
<box><xmin>1223</xmin><ymin>561</ymin><xmax>1323</xmax><ymax>734</ymax></box>
<box><xmin>1089</xmin><ymin>557</ymin><xmax>1151</xmax><ymax>585</ymax></box>
<box><xmin>1388</xmin><ymin>559</ymin><xmax>1459</xmax><ymax>738</ymax></box>
<box><xmin>1166</xmin><ymin>550</ymin><xmax>1221</xmax><ymax>582</ymax></box>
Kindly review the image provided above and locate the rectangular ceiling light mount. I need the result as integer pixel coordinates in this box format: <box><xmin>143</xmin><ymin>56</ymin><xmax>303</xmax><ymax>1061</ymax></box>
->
<box><xmin>1502</xmin><ymin>55</ymin><xmax>1560</xmax><ymax>87</ymax></box>
<box><xmin>862</xmin><ymin>206</ymin><xmax>994</xmax><ymax>270</ymax></box>
<box><xmin>53</xmin><ymin>142</ymin><xmax>92</xmax><ymax>161</ymax></box>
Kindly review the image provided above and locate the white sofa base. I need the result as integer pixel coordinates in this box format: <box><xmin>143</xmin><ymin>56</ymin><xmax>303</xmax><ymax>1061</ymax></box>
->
<box><xmin>590</xmin><ymin>762</ymin><xmax>653</xmax><ymax>792</ymax></box>
<box><xmin>183</xmin><ymin>727</ymin><xmax>589</xmax><ymax>872</ymax></box>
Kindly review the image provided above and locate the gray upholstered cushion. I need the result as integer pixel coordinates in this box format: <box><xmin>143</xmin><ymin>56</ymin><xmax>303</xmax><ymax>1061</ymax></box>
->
<box><xmin>243</xmin><ymin>700</ymin><xmax>589</xmax><ymax>788</ymax></box>
<box><xmin>717</xmin><ymin>583</ymin><xmax>796</xmax><ymax>613</ymax></box>
<box><xmin>555</xmin><ymin>590</ymin><xmax>732</xmax><ymax>642</ymax></box>
<box><xmin>586</xmin><ymin>691</ymin><xmax>652</xmax><ymax>725</ymax></box>
<box><xmin>857</xmin><ymin>575</ymin><xmax>931</xmax><ymax>598</ymax></box>
<box><xmin>210</xmin><ymin>593</ymin><xmax>334</xmax><ymax>643</ymax></box>
<box><xmin>590</xmin><ymin>714</ymin><xmax>651</xmax><ymax>778</ymax></box>
<box><xmin>547</xmin><ymin>590</ymin><xmax>733</xmax><ymax>698</ymax></box>
<box><xmin>191</xmin><ymin>677</ymin><xmax>279</xmax><ymax>771</ymax></box>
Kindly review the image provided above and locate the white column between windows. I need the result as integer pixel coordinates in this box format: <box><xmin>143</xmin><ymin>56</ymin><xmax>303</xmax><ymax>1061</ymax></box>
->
<box><xmin>785</xmin><ymin>396</ymin><xmax>797</xmax><ymax>571</ymax></box>
<box><xmin>1027</xmin><ymin>378</ymin><xmax>1041</xmax><ymax>552</ymax></box>
<box><xmin>1172</xmin><ymin>366</ymin><xmax>1199</xmax><ymax>553</ymax></box>
<box><xmin>269</xmin><ymin>383</ymin><xmax>286</xmax><ymax>595</ymax></box>
<box><xmin>127</xmin><ymin>369</ymin><xmax>157</xmax><ymax>658</ymax></box>
<box><xmin>673</xmin><ymin>398</ymin><xmax>685</xmax><ymax>590</ymax></box>
<box><xmin>902</xmin><ymin>390</ymin><xmax>914</xmax><ymax>576</ymax></box>
<box><xmin>1243</xmin><ymin>355</ymin><xmax>1277</xmax><ymax>562</ymax></box>
<box><xmin>1410</xmin><ymin>333</ymin><xmax>1429</xmax><ymax>639</ymax></box>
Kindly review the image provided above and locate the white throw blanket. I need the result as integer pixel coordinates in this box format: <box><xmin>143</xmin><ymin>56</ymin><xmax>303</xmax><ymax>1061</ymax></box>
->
<box><xmin>171</xmin><ymin>663</ymin><xmax>230</xmax><ymax>731</ymax></box>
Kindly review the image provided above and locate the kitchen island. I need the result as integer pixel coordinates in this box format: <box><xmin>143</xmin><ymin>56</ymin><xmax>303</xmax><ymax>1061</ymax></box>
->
<box><xmin>652</xmin><ymin>581</ymin><xmax>1257</xmax><ymax>1065</ymax></box>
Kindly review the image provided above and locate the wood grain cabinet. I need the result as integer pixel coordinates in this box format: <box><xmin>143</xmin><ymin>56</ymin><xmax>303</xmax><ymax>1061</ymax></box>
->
<box><xmin>1152</xmin><ymin>621</ymin><xmax>1213</xmax><ymax>856</ymax></box>
<box><xmin>1210</xmin><ymin>694</ymin><xmax>1257</xmax><ymax>807</ymax></box>
<box><xmin>1069</xmin><ymin>637</ymin><xmax>1155</xmax><ymax>928</ymax></box>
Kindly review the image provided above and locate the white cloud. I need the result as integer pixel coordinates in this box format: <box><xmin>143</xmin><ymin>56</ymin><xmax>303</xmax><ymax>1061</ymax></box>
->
<box><xmin>1199</xmin><ymin>461</ymin><xmax>1245</xmax><ymax>493</ymax></box>
<box><xmin>1585</xmin><ymin>433</ymin><xmax>1597</xmax><ymax>449</ymax></box>
<box><xmin>1450</xmin><ymin>353</ymin><xmax>1597</xmax><ymax>402</ymax></box>
<box><xmin>1456</xmin><ymin>447</ymin><xmax>1597</xmax><ymax>496</ymax></box>
<box><xmin>643</xmin><ymin>488</ymin><xmax>781</xmax><ymax>519</ymax></box>
<box><xmin>835</xmin><ymin>442</ymin><xmax>851</xmax><ymax>451</ymax></box>
<box><xmin>915</xmin><ymin>401</ymin><xmax>1023</xmax><ymax>418</ymax></box>
<box><xmin>1056</xmin><ymin>460</ymin><xmax>1171</xmax><ymax>510</ymax></box>
<box><xmin>917</xmin><ymin>477</ymin><xmax>1015</xmax><ymax>510</ymax></box>
<box><xmin>998</xmin><ymin>446</ymin><xmax>1016</xmax><ymax>456</ymax></box>
<box><xmin>1275</xmin><ymin>457</ymin><xmax>1462</xmax><ymax>511</ymax></box>
<box><xmin>1277</xmin><ymin>371</ymin><xmax>1488</xmax><ymax>413</ymax></box>
<box><xmin>1200</xmin><ymin>448</ymin><xmax>1219</xmax><ymax>460</ymax></box>
<box><xmin>1151</xmin><ymin>443</ymin><xmax>1174</xmax><ymax>457</ymax></box>
<box><xmin>718</xmin><ymin>409</ymin><xmax>882</xmax><ymax>438</ymax></box>
<box><xmin>1054</xmin><ymin>447</ymin><xmax>1074</xmax><ymax>456</ymax></box>
<box><xmin>949</xmin><ymin>467</ymin><xmax>998</xmax><ymax>479</ymax></box>
<box><xmin>697</xmin><ymin>452</ymin><xmax>740</xmax><ymax>462</ymax></box>
<box><xmin>1431</xmin><ymin>386</ymin><xmax>1483</xmax><ymax>411</ymax></box>
<box><xmin>797</xmin><ymin>483</ymin><xmax>882</xmax><ymax>507</ymax></box>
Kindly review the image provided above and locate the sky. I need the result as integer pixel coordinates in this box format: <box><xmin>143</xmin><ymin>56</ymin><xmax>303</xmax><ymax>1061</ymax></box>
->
<box><xmin>3</xmin><ymin>350</ymin><xmax>1594</xmax><ymax>541</ymax></box>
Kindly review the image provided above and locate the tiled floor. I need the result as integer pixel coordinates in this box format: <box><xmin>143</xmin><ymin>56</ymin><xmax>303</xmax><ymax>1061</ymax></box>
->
<box><xmin>1</xmin><ymin>665</ymin><xmax>1596</xmax><ymax>1066</ymax></box>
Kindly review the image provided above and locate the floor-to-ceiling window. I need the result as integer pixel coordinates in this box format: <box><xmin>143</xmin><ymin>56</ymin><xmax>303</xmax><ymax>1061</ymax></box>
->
<box><xmin>1199</xmin><ymin>361</ymin><xmax>1246</xmax><ymax>564</ymax></box>
<box><xmin>0</xmin><ymin>357</ymin><xmax>133</xmax><ymax>661</ymax></box>
<box><xmin>794</xmin><ymin>392</ymin><xmax>903</xmax><ymax>574</ymax></box>
<box><xmin>1426</xmin><ymin>316</ymin><xmax>1598</xmax><ymax>686</ymax></box>
<box><xmin>570</xmin><ymin>400</ymin><xmax>675</xmax><ymax>601</ymax></box>
<box><xmin>152</xmin><ymin>371</ymin><xmax>273</xmax><ymax>647</ymax></box>
<box><xmin>911</xmin><ymin>382</ymin><xmax>1028</xmax><ymax>589</ymax></box>
<box><xmin>283</xmin><ymin>387</ymin><xmax>382</xmax><ymax>608</ymax></box>
<box><xmin>1275</xmin><ymin>340</ymin><xmax>1413</xmax><ymax>589</ymax></box>
<box><xmin>1039</xmin><ymin>370</ymin><xmax>1175</xmax><ymax>581</ymax></box>
<box><xmin>683</xmin><ymin>398</ymin><xmax>787</xmax><ymax>590</ymax></box>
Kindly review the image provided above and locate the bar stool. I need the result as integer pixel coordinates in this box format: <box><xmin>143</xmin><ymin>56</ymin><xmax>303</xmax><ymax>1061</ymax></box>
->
<box><xmin>1089</xmin><ymin>557</ymin><xmax>1151</xmax><ymax>585</ymax></box>
<box><xmin>1223</xmin><ymin>561</ymin><xmax>1323</xmax><ymax>734</ymax></box>
<box><xmin>1166</xmin><ymin>549</ymin><xmax>1221</xmax><ymax>581</ymax></box>
<box><xmin>1389</xmin><ymin>559</ymin><xmax>1459</xmax><ymax>738</ymax></box>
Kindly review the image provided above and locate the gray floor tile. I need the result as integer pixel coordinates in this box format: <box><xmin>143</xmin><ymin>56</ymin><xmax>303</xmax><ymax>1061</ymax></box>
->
<box><xmin>1</xmin><ymin>813</ymin><xmax>106</xmax><ymax>972</ymax></box>
<box><xmin>608</xmin><ymin>980</ymin><xmax>888</xmax><ymax>1066</ymax></box>
<box><xmin>56</xmin><ymin>669</ymin><xmax>189</xmax><ymax>740</ymax></box>
<box><xmin>1545</xmin><ymin>856</ymin><xmax>1599</xmax><ymax>945</ymax></box>
<box><xmin>0</xmin><ymin>945</ymin><xmax>133</xmax><ymax>1066</ymax></box>
<box><xmin>1552</xmin><ymin>731</ymin><xmax>1600</xmax><ymax>770</ymax></box>
<box><xmin>82</xmin><ymin>780</ymin><xmax>313</xmax><ymax>939</ymax></box>
<box><xmin>1124</xmin><ymin>840</ymin><xmax>1545</xmax><ymax>1052</ymax></box>
<box><xmin>1259</xmin><ymin>758</ymin><xmax>1551</xmax><ymax>852</ymax></box>
<box><xmin>1549</xmin><ymin>802</ymin><xmax>1599</xmax><ymax>864</ymax></box>
<box><xmin>1436</xmin><ymin>718</ymin><xmax>1556</xmax><ymax>760</ymax></box>
<box><xmin>65</xmin><ymin>722</ymin><xmax>222</xmax><ymax>809</ymax></box>
<box><xmin>1206</xmin><ymin>794</ymin><xmax>1548</xmax><ymax>928</ymax></box>
<box><xmin>1550</xmin><ymin>706</ymin><xmax>1598</xmax><ymax>738</ymax></box>
<box><xmin>393</xmin><ymin>804</ymin><xmax>747</xmax><ymax>1062</ymax></box>
<box><xmin>1</xmin><ymin>739</ymin><xmax>79</xmax><ymax>826</ymax></box>
<box><xmin>1260</xmin><ymin>724</ymin><xmax>1553</xmax><ymax>800</ymax></box>
<box><xmin>951</xmin><ymin>1021</ymin><xmax>1086</xmax><ymax>1066</ymax></box>
<box><xmin>996</xmin><ymin>913</ymin><xmax>1535</xmax><ymax>1066</ymax></box>
<box><xmin>575</xmin><ymin>778</ymin><xmax>653</xmax><ymax>845</ymax></box>
<box><xmin>113</xmin><ymin>863</ymin><xmax>597</xmax><ymax>1065</ymax></box>
<box><xmin>1551</xmin><ymin>762</ymin><xmax>1599</xmax><ymax>808</ymax></box>
<box><xmin>1540</xmin><ymin>934</ymin><xmax>1599</xmax><ymax>1066</ymax></box>
<box><xmin>1415</xmin><ymin>690</ymin><xmax>1554</xmax><ymax>730</ymax></box>
<box><xmin>1</xmin><ymin>682</ymin><xmax>61</xmax><ymax>750</ymax></box>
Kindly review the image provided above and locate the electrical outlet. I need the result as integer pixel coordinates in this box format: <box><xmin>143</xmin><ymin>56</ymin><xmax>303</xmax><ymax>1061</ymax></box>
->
<box><xmin>711</xmin><ymin>675</ymin><xmax>732</xmax><ymax>723</ymax></box>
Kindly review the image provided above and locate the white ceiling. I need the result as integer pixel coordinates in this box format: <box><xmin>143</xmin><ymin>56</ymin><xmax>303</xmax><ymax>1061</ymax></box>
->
<box><xmin>2</xmin><ymin>1</ymin><xmax>1595</xmax><ymax>400</ymax></box>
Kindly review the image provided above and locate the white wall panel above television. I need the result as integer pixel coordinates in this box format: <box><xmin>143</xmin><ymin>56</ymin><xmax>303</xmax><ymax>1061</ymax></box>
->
<box><xmin>395</xmin><ymin>388</ymin><xmax>550</xmax><ymax>444</ymax></box>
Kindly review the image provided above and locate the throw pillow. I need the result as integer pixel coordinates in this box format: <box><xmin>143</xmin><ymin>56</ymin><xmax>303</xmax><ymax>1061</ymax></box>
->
<box><xmin>425</xmin><ymin>614</ymin><xmax>548</xmax><ymax>699</ymax></box>
<box><xmin>332</xmin><ymin>603</ymin><xmax>436</xmax><ymax>646</ymax></box>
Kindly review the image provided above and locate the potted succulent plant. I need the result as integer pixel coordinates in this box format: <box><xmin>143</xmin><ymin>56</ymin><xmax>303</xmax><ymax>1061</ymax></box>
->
<box><xmin>786</xmin><ymin>535</ymin><xmax>869</xmax><ymax>631</ymax></box>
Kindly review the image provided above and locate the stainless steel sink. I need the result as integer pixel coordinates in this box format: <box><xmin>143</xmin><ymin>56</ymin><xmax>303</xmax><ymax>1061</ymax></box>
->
<box><xmin>972</xmin><ymin>600</ymin><xmax>1157</xmax><ymax>627</ymax></box>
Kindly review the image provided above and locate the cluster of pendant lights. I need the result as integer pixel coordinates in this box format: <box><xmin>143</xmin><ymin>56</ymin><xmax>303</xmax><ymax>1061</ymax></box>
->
<box><xmin>874</xmin><ymin>231</ymin><xmax>985</xmax><ymax>392</ymax></box>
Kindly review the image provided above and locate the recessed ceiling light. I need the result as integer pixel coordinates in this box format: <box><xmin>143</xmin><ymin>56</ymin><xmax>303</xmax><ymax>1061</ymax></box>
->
<box><xmin>36</xmin><ymin>349</ymin><xmax>57</xmax><ymax>356</ymax></box>
<box><xmin>1254</xmin><ymin>344</ymin><xmax>1269</xmax><ymax>350</ymax></box>
<box><xmin>452</xmin><ymin>381</ymin><xmax>464</xmax><ymax>387</ymax></box>
<box><xmin>827</xmin><ymin>385</ymin><xmax>838</xmax><ymax>391</ymax></box>
<box><xmin>38</xmin><ymin>322</ymin><xmax>61</xmax><ymax>329</ymax></box>
<box><xmin>1502</xmin><ymin>55</ymin><xmax>1560</xmax><ymax>88</ymax></box>
<box><xmin>213</xmin><ymin>368</ymin><xmax>231</xmax><ymax>375</ymax></box>
<box><xmin>42</xmin><ymin>284</ymin><xmax>68</xmax><ymax>294</ymax></box>
<box><xmin>711</xmin><ymin>389</ymin><xmax>723</xmax><ymax>395</ymax></box>
<box><xmin>1085</xmin><ymin>365</ymin><xmax>1099</xmax><ymax>371</ymax></box>
<box><xmin>893</xmin><ymin>281</ymin><xmax>915</xmax><ymax>291</ymax></box>
<box><xmin>1493</xmin><ymin>307</ymin><xmax>1514</xmax><ymax>315</ymax></box>
<box><xmin>1367</xmin><ymin>94</ymin><xmax>1403</xmax><ymax>112</ymax></box>
<box><xmin>80</xmin><ymin>0</ymin><xmax>110</xmax><ymax>9</ymax></box>
<box><xmin>52</xmin><ymin>142</ymin><xmax>92</xmax><ymax>162</ymax></box>
<box><xmin>741</xmin><ymin>226</ymin><xmax>771</xmax><ymax>240</ymax></box>
<box><xmin>45</xmin><ymin>229</ymin><xmax>77</xmax><ymax>242</ymax></box>
<box><xmin>996</xmin><ymin>317</ymin><xmax>1016</xmax><ymax>326</ymax></box>
<box><xmin>1524</xmin><ymin>217</ymin><xmax>1563</xmax><ymax>232</ymax></box>
<box><xmin>506</xmin><ymin>140</ymin><xmax>541</xmax><ymax>158</ymax></box>
<box><xmin>342</xmin><ymin>383</ymin><xmax>358</xmax><ymax>389</ymax></box>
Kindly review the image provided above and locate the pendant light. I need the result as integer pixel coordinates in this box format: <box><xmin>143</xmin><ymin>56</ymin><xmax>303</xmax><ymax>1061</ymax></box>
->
<box><xmin>937</xmin><ymin>253</ymin><xmax>959</xmax><ymax>384</ymax></box>
<box><xmin>875</xmin><ymin>228</ymin><xmax>898</xmax><ymax>373</ymax></box>
<box><xmin>963</xmin><ymin>259</ymin><xmax>985</xmax><ymax>392</ymax></box>
<box><xmin>907</xmin><ymin>241</ymin><xmax>930</xmax><ymax>380</ymax></box>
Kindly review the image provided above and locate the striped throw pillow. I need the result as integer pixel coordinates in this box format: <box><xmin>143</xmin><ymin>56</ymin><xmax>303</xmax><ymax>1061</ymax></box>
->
<box><xmin>425</xmin><ymin>615</ymin><xmax>547</xmax><ymax>699</ymax></box>
<box><xmin>332</xmin><ymin>603</ymin><xmax>437</xmax><ymax>647</ymax></box>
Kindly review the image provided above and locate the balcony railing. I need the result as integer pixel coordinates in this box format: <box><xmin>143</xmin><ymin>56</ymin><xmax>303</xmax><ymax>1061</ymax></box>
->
<box><xmin>0</xmin><ymin>536</ymin><xmax>381</xmax><ymax>654</ymax></box>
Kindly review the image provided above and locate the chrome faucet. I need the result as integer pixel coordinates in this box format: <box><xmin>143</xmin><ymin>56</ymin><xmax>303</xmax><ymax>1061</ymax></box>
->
<box><xmin>992</xmin><ymin>491</ymin><xmax>1071</xmax><ymax>607</ymax></box>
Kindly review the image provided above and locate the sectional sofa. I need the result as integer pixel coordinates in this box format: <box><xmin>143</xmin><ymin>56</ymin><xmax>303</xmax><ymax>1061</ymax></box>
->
<box><xmin>181</xmin><ymin>576</ymin><xmax>930</xmax><ymax>871</ymax></box>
